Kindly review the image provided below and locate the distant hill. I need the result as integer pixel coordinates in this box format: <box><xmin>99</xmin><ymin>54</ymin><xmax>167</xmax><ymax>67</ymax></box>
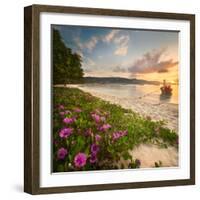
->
<box><xmin>83</xmin><ymin>77</ymin><xmax>160</xmax><ymax>85</ymax></box>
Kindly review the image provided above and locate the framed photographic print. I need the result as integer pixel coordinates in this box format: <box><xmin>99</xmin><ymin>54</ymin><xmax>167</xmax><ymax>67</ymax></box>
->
<box><xmin>24</xmin><ymin>4</ymin><xmax>195</xmax><ymax>194</ymax></box>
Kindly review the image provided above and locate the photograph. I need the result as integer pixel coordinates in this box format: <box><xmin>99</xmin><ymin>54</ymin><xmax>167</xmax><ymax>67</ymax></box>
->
<box><xmin>24</xmin><ymin>4</ymin><xmax>195</xmax><ymax>194</ymax></box>
<box><xmin>52</xmin><ymin>25</ymin><xmax>179</xmax><ymax>172</ymax></box>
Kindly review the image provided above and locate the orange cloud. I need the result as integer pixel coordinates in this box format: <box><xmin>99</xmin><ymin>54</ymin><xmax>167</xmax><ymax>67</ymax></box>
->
<box><xmin>128</xmin><ymin>49</ymin><xmax>178</xmax><ymax>74</ymax></box>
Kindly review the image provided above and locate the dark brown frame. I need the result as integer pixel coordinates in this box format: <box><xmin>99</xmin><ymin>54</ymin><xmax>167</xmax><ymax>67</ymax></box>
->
<box><xmin>24</xmin><ymin>4</ymin><xmax>195</xmax><ymax>195</ymax></box>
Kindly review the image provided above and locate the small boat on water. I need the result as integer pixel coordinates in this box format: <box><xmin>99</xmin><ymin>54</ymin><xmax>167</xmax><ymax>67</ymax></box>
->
<box><xmin>160</xmin><ymin>80</ymin><xmax>172</xmax><ymax>95</ymax></box>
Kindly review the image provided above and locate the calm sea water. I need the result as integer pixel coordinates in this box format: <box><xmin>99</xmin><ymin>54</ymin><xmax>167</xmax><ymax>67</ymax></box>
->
<box><xmin>79</xmin><ymin>84</ymin><xmax>178</xmax><ymax>104</ymax></box>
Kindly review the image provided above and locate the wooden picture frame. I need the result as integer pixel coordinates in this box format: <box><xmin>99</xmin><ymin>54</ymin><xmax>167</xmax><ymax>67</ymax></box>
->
<box><xmin>24</xmin><ymin>4</ymin><xmax>195</xmax><ymax>194</ymax></box>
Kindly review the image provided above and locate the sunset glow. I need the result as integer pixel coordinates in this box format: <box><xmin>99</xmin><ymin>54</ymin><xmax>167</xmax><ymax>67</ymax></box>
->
<box><xmin>53</xmin><ymin>25</ymin><xmax>179</xmax><ymax>84</ymax></box>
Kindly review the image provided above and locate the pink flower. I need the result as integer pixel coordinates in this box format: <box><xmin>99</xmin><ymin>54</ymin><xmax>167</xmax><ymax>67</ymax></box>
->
<box><xmin>112</xmin><ymin>132</ymin><xmax>121</xmax><ymax>141</ymax></box>
<box><xmin>98</xmin><ymin>124</ymin><xmax>111</xmax><ymax>132</ymax></box>
<box><xmin>57</xmin><ymin>147</ymin><xmax>68</xmax><ymax>160</ymax></box>
<box><xmin>74</xmin><ymin>153</ymin><xmax>87</xmax><ymax>168</ymax></box>
<box><xmin>58</xmin><ymin>105</ymin><xmax>64</xmax><ymax>110</ymax></box>
<box><xmin>63</xmin><ymin>117</ymin><xmax>75</xmax><ymax>124</ymax></box>
<box><xmin>89</xmin><ymin>153</ymin><xmax>98</xmax><ymax>164</ymax></box>
<box><xmin>74</xmin><ymin>108</ymin><xmax>82</xmax><ymax>113</ymax></box>
<box><xmin>112</xmin><ymin>130</ymin><xmax>128</xmax><ymax>141</ymax></box>
<box><xmin>85</xmin><ymin>128</ymin><xmax>93</xmax><ymax>136</ymax></box>
<box><xmin>59</xmin><ymin>111</ymin><xmax>65</xmax><ymax>116</ymax></box>
<box><xmin>95</xmin><ymin>134</ymin><xmax>101</xmax><ymax>142</ymax></box>
<box><xmin>91</xmin><ymin>113</ymin><xmax>101</xmax><ymax>123</ymax></box>
<box><xmin>59</xmin><ymin>128</ymin><xmax>73</xmax><ymax>138</ymax></box>
<box><xmin>90</xmin><ymin>144</ymin><xmax>100</xmax><ymax>154</ymax></box>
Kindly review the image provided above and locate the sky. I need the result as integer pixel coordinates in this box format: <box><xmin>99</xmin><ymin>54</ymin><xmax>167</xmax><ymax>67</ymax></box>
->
<box><xmin>53</xmin><ymin>25</ymin><xmax>179</xmax><ymax>83</ymax></box>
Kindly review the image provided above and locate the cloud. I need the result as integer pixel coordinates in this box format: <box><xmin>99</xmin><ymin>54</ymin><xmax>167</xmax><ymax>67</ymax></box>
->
<box><xmin>74</xmin><ymin>36</ymin><xmax>98</xmax><ymax>52</ymax></box>
<box><xmin>103</xmin><ymin>30</ymin><xmax>129</xmax><ymax>56</ymax></box>
<box><xmin>103</xmin><ymin>30</ymin><xmax>120</xmax><ymax>43</ymax></box>
<box><xmin>114</xmin><ymin>35</ymin><xmax>129</xmax><ymax>46</ymax></box>
<box><xmin>114</xmin><ymin>46</ymin><xmax>128</xmax><ymax>56</ymax></box>
<box><xmin>128</xmin><ymin>49</ymin><xmax>178</xmax><ymax>74</ymax></box>
<box><xmin>74</xmin><ymin>29</ymin><xmax>129</xmax><ymax>56</ymax></box>
<box><xmin>114</xmin><ymin>35</ymin><xmax>129</xmax><ymax>56</ymax></box>
<box><xmin>74</xmin><ymin>29</ymin><xmax>130</xmax><ymax>56</ymax></box>
<box><xmin>84</xmin><ymin>36</ymin><xmax>98</xmax><ymax>51</ymax></box>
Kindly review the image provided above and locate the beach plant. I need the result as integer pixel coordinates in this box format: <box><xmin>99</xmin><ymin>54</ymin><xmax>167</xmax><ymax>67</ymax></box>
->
<box><xmin>53</xmin><ymin>87</ymin><xmax>178</xmax><ymax>172</ymax></box>
<box><xmin>154</xmin><ymin>161</ymin><xmax>163</xmax><ymax>168</ymax></box>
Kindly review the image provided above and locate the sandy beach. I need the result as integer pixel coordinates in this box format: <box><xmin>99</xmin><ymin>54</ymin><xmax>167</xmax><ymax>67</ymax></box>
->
<box><xmin>55</xmin><ymin>84</ymin><xmax>179</xmax><ymax>168</ymax></box>
<box><xmin>65</xmin><ymin>84</ymin><xmax>178</xmax><ymax>133</ymax></box>
<box><xmin>115</xmin><ymin>144</ymin><xmax>178</xmax><ymax>168</ymax></box>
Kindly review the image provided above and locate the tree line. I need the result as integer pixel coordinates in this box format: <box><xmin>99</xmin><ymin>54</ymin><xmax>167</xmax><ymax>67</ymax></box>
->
<box><xmin>53</xmin><ymin>28</ymin><xmax>84</xmax><ymax>84</ymax></box>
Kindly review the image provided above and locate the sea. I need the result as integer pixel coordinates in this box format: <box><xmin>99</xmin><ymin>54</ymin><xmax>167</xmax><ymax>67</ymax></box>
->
<box><xmin>79</xmin><ymin>83</ymin><xmax>178</xmax><ymax>105</ymax></box>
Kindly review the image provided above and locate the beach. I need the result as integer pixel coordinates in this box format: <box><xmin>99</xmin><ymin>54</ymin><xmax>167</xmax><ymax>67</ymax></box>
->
<box><xmin>55</xmin><ymin>84</ymin><xmax>179</xmax><ymax>168</ymax></box>
<box><xmin>65</xmin><ymin>84</ymin><xmax>178</xmax><ymax>133</ymax></box>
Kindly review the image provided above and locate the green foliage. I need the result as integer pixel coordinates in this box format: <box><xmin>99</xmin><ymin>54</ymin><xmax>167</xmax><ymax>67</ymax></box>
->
<box><xmin>53</xmin><ymin>29</ymin><xmax>84</xmax><ymax>84</ymax></box>
<box><xmin>53</xmin><ymin>87</ymin><xmax>178</xmax><ymax>172</ymax></box>
<box><xmin>159</xmin><ymin>127</ymin><xmax>178</xmax><ymax>146</ymax></box>
<box><xmin>128</xmin><ymin>159</ymin><xmax>141</xmax><ymax>169</ymax></box>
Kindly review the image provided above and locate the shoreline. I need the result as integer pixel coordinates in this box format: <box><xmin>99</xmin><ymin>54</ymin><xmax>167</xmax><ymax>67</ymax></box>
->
<box><xmin>57</xmin><ymin>84</ymin><xmax>178</xmax><ymax>133</ymax></box>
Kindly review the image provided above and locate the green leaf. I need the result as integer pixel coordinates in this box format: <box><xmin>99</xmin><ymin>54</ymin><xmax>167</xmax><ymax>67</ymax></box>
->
<box><xmin>57</xmin><ymin>164</ymin><xmax>64</xmax><ymax>172</ymax></box>
<box><xmin>122</xmin><ymin>151</ymin><xmax>132</xmax><ymax>161</ymax></box>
